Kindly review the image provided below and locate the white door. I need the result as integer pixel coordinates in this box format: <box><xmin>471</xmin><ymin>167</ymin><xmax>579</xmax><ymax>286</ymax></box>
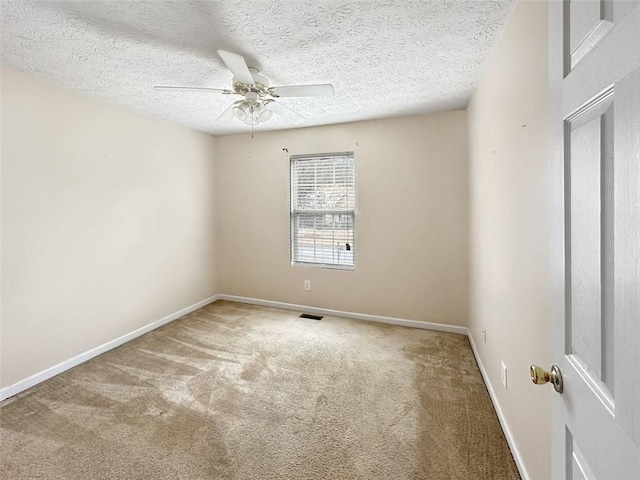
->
<box><xmin>547</xmin><ymin>0</ymin><xmax>640</xmax><ymax>478</ymax></box>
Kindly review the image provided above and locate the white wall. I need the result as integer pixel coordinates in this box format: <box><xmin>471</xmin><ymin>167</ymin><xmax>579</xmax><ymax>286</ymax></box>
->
<box><xmin>215</xmin><ymin>111</ymin><xmax>469</xmax><ymax>326</ymax></box>
<box><xmin>467</xmin><ymin>1</ymin><xmax>551</xmax><ymax>479</ymax></box>
<box><xmin>1</xmin><ymin>67</ymin><xmax>218</xmax><ymax>389</ymax></box>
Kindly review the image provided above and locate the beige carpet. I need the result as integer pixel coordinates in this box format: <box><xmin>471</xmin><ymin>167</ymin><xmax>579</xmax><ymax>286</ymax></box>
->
<box><xmin>0</xmin><ymin>300</ymin><xmax>520</xmax><ymax>479</ymax></box>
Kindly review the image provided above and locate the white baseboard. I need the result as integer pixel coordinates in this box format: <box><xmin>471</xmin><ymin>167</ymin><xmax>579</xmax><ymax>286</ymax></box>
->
<box><xmin>467</xmin><ymin>332</ymin><xmax>530</xmax><ymax>480</ymax></box>
<box><xmin>0</xmin><ymin>294</ymin><xmax>220</xmax><ymax>402</ymax></box>
<box><xmin>1</xmin><ymin>293</ymin><xmax>527</xmax><ymax>480</ymax></box>
<box><xmin>216</xmin><ymin>294</ymin><xmax>468</xmax><ymax>335</ymax></box>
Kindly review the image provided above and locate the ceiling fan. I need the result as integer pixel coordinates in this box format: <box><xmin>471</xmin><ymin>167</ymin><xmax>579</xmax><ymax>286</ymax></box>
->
<box><xmin>154</xmin><ymin>50</ymin><xmax>335</xmax><ymax>126</ymax></box>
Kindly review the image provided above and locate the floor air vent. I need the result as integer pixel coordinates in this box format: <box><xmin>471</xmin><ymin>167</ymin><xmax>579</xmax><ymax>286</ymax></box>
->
<box><xmin>299</xmin><ymin>313</ymin><xmax>323</xmax><ymax>321</ymax></box>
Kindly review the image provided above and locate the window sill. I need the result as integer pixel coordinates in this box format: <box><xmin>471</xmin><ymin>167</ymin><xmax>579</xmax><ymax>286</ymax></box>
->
<box><xmin>291</xmin><ymin>262</ymin><xmax>355</xmax><ymax>271</ymax></box>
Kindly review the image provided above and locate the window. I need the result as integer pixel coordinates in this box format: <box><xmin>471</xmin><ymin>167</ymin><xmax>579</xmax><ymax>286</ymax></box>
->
<box><xmin>290</xmin><ymin>152</ymin><xmax>355</xmax><ymax>269</ymax></box>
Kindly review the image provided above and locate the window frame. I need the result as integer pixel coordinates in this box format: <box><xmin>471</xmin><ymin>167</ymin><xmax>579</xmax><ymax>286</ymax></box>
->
<box><xmin>289</xmin><ymin>152</ymin><xmax>356</xmax><ymax>271</ymax></box>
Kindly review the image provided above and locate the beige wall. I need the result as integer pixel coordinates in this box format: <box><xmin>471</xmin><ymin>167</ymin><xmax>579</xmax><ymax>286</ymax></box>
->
<box><xmin>215</xmin><ymin>111</ymin><xmax>468</xmax><ymax>325</ymax></box>
<box><xmin>467</xmin><ymin>1</ymin><xmax>550</xmax><ymax>479</ymax></box>
<box><xmin>1</xmin><ymin>67</ymin><xmax>218</xmax><ymax>388</ymax></box>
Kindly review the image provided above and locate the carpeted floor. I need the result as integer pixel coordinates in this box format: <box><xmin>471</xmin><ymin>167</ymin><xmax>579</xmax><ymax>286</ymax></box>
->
<box><xmin>0</xmin><ymin>300</ymin><xmax>520</xmax><ymax>479</ymax></box>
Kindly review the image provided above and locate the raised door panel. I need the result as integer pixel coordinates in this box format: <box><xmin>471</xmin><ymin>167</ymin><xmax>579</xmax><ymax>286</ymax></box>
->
<box><xmin>566</xmin><ymin>93</ymin><xmax>615</xmax><ymax>407</ymax></box>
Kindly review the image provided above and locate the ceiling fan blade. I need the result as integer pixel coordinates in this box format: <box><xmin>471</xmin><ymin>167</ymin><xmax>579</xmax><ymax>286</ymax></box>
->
<box><xmin>268</xmin><ymin>101</ymin><xmax>305</xmax><ymax>125</ymax></box>
<box><xmin>270</xmin><ymin>84</ymin><xmax>335</xmax><ymax>97</ymax></box>
<box><xmin>216</xmin><ymin>102</ymin><xmax>238</xmax><ymax>122</ymax></box>
<box><xmin>217</xmin><ymin>50</ymin><xmax>255</xmax><ymax>85</ymax></box>
<box><xmin>154</xmin><ymin>86</ymin><xmax>229</xmax><ymax>94</ymax></box>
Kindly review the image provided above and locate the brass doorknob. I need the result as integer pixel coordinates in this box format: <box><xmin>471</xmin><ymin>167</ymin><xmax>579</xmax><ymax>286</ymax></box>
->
<box><xmin>530</xmin><ymin>364</ymin><xmax>563</xmax><ymax>393</ymax></box>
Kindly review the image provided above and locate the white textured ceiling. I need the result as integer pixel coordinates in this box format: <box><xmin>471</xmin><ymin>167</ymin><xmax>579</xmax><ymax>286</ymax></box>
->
<box><xmin>1</xmin><ymin>0</ymin><xmax>515</xmax><ymax>136</ymax></box>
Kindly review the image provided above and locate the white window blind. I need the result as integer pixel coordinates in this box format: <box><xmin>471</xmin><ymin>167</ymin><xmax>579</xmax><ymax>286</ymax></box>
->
<box><xmin>290</xmin><ymin>152</ymin><xmax>355</xmax><ymax>269</ymax></box>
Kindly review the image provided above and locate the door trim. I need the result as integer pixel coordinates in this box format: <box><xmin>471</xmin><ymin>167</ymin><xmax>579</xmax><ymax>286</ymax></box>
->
<box><xmin>548</xmin><ymin>1</ymin><xmax>568</xmax><ymax>476</ymax></box>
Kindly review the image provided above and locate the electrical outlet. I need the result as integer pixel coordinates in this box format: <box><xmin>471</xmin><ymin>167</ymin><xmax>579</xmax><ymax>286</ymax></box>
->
<box><xmin>501</xmin><ymin>361</ymin><xmax>508</xmax><ymax>389</ymax></box>
<box><xmin>482</xmin><ymin>329</ymin><xmax>487</xmax><ymax>344</ymax></box>
<box><xmin>304</xmin><ymin>280</ymin><xmax>311</xmax><ymax>291</ymax></box>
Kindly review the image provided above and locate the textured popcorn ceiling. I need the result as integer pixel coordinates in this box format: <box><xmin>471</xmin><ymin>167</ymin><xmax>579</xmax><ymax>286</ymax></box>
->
<box><xmin>1</xmin><ymin>0</ymin><xmax>516</xmax><ymax>136</ymax></box>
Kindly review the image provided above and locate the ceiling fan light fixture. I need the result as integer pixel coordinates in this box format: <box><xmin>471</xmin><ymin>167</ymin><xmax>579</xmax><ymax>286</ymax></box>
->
<box><xmin>244</xmin><ymin>105</ymin><xmax>260</xmax><ymax>126</ymax></box>
<box><xmin>258</xmin><ymin>107</ymin><xmax>273</xmax><ymax>123</ymax></box>
<box><xmin>235</xmin><ymin>102</ymin><xmax>273</xmax><ymax>125</ymax></box>
<box><xmin>232</xmin><ymin>103</ymin><xmax>249</xmax><ymax>121</ymax></box>
<box><xmin>244</xmin><ymin>116</ymin><xmax>257</xmax><ymax>126</ymax></box>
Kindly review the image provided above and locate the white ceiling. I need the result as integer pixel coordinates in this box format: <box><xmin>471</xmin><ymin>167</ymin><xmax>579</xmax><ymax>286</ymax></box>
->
<box><xmin>1</xmin><ymin>0</ymin><xmax>516</xmax><ymax>136</ymax></box>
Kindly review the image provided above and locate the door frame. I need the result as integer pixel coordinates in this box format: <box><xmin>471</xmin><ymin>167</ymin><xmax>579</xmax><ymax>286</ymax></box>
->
<box><xmin>548</xmin><ymin>0</ymin><xmax>566</xmax><ymax>475</ymax></box>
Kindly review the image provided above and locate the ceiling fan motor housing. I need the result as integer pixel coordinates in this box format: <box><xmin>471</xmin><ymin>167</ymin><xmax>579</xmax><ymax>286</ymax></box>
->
<box><xmin>233</xmin><ymin>68</ymin><xmax>271</xmax><ymax>98</ymax></box>
<box><xmin>244</xmin><ymin>91</ymin><xmax>259</xmax><ymax>105</ymax></box>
